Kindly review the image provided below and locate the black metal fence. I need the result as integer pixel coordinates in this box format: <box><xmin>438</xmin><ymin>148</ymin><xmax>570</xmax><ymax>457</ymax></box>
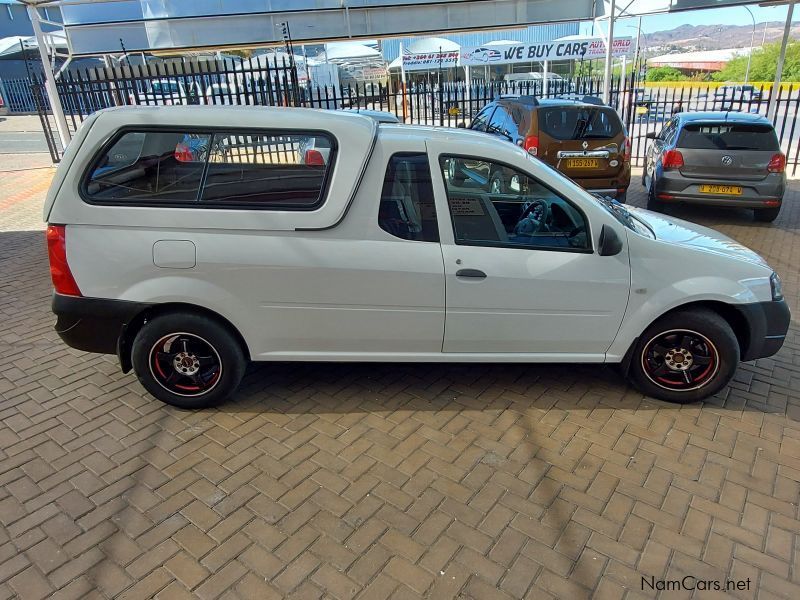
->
<box><xmin>0</xmin><ymin>77</ymin><xmax>51</xmax><ymax>113</ymax></box>
<box><xmin>13</xmin><ymin>56</ymin><xmax>800</xmax><ymax>173</ymax></box>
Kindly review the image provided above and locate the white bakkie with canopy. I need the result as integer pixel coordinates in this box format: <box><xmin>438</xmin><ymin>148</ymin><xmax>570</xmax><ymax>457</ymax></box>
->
<box><xmin>44</xmin><ymin>106</ymin><xmax>789</xmax><ymax>408</ymax></box>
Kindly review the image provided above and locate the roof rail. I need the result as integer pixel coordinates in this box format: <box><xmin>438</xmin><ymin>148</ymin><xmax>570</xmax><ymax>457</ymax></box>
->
<box><xmin>497</xmin><ymin>94</ymin><xmax>539</xmax><ymax>105</ymax></box>
<box><xmin>551</xmin><ymin>93</ymin><xmax>605</xmax><ymax>106</ymax></box>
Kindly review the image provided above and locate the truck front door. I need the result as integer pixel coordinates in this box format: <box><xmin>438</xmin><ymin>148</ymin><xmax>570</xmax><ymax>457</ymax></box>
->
<box><xmin>428</xmin><ymin>141</ymin><xmax>631</xmax><ymax>359</ymax></box>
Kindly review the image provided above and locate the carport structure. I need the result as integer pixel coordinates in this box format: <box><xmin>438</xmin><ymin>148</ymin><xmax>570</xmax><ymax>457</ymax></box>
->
<box><xmin>17</xmin><ymin>0</ymin><xmax>798</xmax><ymax>145</ymax></box>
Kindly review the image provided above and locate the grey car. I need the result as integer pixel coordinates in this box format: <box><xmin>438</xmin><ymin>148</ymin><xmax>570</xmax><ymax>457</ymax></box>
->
<box><xmin>643</xmin><ymin>112</ymin><xmax>786</xmax><ymax>222</ymax></box>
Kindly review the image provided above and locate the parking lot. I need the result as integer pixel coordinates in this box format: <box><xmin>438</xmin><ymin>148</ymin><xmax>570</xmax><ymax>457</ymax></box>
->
<box><xmin>1</xmin><ymin>167</ymin><xmax>799</xmax><ymax>599</ymax></box>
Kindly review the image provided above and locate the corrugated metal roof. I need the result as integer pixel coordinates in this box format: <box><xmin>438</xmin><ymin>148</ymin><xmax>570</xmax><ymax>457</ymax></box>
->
<box><xmin>649</xmin><ymin>47</ymin><xmax>752</xmax><ymax>65</ymax></box>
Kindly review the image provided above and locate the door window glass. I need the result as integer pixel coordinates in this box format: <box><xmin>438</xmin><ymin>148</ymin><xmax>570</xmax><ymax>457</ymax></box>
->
<box><xmin>440</xmin><ymin>156</ymin><xmax>590</xmax><ymax>251</ymax></box>
<box><xmin>470</xmin><ymin>106</ymin><xmax>495</xmax><ymax>132</ymax></box>
<box><xmin>379</xmin><ymin>153</ymin><xmax>439</xmax><ymax>242</ymax></box>
<box><xmin>658</xmin><ymin>120</ymin><xmax>675</xmax><ymax>143</ymax></box>
<box><xmin>487</xmin><ymin>105</ymin><xmax>510</xmax><ymax>137</ymax></box>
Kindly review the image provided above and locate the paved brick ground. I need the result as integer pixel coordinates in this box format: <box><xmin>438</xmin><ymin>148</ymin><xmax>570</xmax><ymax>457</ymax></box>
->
<box><xmin>1</xmin><ymin>167</ymin><xmax>799</xmax><ymax>599</ymax></box>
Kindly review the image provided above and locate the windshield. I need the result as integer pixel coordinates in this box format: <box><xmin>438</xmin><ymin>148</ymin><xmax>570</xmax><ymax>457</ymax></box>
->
<box><xmin>593</xmin><ymin>195</ymin><xmax>655</xmax><ymax>238</ymax></box>
<box><xmin>539</xmin><ymin>107</ymin><xmax>622</xmax><ymax>140</ymax></box>
<box><xmin>526</xmin><ymin>154</ymin><xmax>654</xmax><ymax>239</ymax></box>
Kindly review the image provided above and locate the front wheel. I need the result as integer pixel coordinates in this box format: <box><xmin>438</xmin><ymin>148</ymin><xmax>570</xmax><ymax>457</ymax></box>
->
<box><xmin>488</xmin><ymin>170</ymin><xmax>507</xmax><ymax>194</ymax></box>
<box><xmin>628</xmin><ymin>309</ymin><xmax>739</xmax><ymax>403</ymax></box>
<box><xmin>132</xmin><ymin>313</ymin><xmax>246</xmax><ymax>408</ymax></box>
<box><xmin>754</xmin><ymin>206</ymin><xmax>781</xmax><ymax>222</ymax></box>
<box><xmin>447</xmin><ymin>158</ymin><xmax>466</xmax><ymax>185</ymax></box>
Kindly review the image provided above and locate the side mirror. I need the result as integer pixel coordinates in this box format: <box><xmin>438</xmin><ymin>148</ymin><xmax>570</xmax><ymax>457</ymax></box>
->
<box><xmin>598</xmin><ymin>224</ymin><xmax>623</xmax><ymax>256</ymax></box>
<box><xmin>645</xmin><ymin>131</ymin><xmax>657</xmax><ymax>140</ymax></box>
<box><xmin>456</xmin><ymin>121</ymin><xmax>467</xmax><ymax>129</ymax></box>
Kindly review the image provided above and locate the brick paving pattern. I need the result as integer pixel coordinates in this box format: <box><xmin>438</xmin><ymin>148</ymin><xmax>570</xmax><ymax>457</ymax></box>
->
<box><xmin>0</xmin><ymin>167</ymin><xmax>799</xmax><ymax>599</ymax></box>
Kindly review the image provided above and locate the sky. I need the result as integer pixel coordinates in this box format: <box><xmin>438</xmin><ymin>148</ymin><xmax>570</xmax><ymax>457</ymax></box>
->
<box><xmin>579</xmin><ymin>3</ymin><xmax>800</xmax><ymax>37</ymax></box>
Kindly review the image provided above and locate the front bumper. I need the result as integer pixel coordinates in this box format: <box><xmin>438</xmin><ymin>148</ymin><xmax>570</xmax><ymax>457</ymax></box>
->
<box><xmin>735</xmin><ymin>299</ymin><xmax>791</xmax><ymax>361</ymax></box>
<box><xmin>52</xmin><ymin>293</ymin><xmax>151</xmax><ymax>355</ymax></box>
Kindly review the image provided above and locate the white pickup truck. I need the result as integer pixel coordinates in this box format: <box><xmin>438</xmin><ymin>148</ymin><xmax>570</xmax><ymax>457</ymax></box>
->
<box><xmin>44</xmin><ymin>106</ymin><xmax>789</xmax><ymax>408</ymax></box>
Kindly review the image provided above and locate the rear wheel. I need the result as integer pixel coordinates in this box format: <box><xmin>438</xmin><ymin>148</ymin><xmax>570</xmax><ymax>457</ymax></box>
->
<box><xmin>646</xmin><ymin>184</ymin><xmax>664</xmax><ymax>212</ymax></box>
<box><xmin>628</xmin><ymin>309</ymin><xmax>739</xmax><ymax>404</ymax></box>
<box><xmin>132</xmin><ymin>313</ymin><xmax>246</xmax><ymax>408</ymax></box>
<box><xmin>754</xmin><ymin>206</ymin><xmax>781</xmax><ymax>222</ymax></box>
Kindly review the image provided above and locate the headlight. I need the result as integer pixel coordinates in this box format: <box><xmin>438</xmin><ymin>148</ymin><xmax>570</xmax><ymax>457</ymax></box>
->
<box><xmin>770</xmin><ymin>271</ymin><xmax>784</xmax><ymax>301</ymax></box>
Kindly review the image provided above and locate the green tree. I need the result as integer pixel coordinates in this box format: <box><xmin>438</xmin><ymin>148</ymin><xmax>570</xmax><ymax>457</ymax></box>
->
<box><xmin>646</xmin><ymin>66</ymin><xmax>688</xmax><ymax>82</ymax></box>
<box><xmin>714</xmin><ymin>41</ymin><xmax>800</xmax><ymax>82</ymax></box>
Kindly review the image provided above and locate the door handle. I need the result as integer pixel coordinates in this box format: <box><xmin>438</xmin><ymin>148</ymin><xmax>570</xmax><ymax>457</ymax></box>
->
<box><xmin>456</xmin><ymin>268</ymin><xmax>487</xmax><ymax>279</ymax></box>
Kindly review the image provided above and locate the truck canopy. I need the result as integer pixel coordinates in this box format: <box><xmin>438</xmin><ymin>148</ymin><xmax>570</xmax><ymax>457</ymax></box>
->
<box><xmin>45</xmin><ymin>106</ymin><xmax>378</xmax><ymax>231</ymax></box>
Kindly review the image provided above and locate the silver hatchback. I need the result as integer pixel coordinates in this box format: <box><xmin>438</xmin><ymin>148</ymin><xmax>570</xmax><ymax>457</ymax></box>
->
<box><xmin>643</xmin><ymin>112</ymin><xmax>786</xmax><ymax>222</ymax></box>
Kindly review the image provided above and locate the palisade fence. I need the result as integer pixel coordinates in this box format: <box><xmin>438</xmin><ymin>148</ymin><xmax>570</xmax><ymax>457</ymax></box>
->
<box><xmin>6</xmin><ymin>55</ymin><xmax>800</xmax><ymax>172</ymax></box>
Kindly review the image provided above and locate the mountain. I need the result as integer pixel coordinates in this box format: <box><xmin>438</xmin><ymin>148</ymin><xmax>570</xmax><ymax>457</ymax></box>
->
<box><xmin>642</xmin><ymin>22</ymin><xmax>800</xmax><ymax>53</ymax></box>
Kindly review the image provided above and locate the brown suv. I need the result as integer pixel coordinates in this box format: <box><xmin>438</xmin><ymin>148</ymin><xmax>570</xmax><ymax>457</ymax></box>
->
<box><xmin>468</xmin><ymin>96</ymin><xmax>631</xmax><ymax>202</ymax></box>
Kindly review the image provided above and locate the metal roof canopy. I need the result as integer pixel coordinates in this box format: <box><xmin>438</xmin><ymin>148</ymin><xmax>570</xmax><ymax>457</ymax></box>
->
<box><xmin>36</xmin><ymin>1</ymin><xmax>603</xmax><ymax>56</ymax></box>
<box><xmin>17</xmin><ymin>1</ymin><xmax>782</xmax><ymax>57</ymax></box>
<box><xmin>18</xmin><ymin>0</ymin><xmax>795</xmax><ymax>151</ymax></box>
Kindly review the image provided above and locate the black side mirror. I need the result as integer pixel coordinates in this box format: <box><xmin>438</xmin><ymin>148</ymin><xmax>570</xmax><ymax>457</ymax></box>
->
<box><xmin>645</xmin><ymin>131</ymin><xmax>657</xmax><ymax>140</ymax></box>
<box><xmin>598</xmin><ymin>224</ymin><xmax>623</xmax><ymax>256</ymax></box>
<box><xmin>456</xmin><ymin>121</ymin><xmax>467</xmax><ymax>129</ymax></box>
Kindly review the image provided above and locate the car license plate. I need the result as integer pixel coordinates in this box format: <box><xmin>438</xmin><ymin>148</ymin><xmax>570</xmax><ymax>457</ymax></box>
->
<box><xmin>699</xmin><ymin>184</ymin><xmax>742</xmax><ymax>195</ymax></box>
<box><xmin>567</xmin><ymin>158</ymin><xmax>599</xmax><ymax>169</ymax></box>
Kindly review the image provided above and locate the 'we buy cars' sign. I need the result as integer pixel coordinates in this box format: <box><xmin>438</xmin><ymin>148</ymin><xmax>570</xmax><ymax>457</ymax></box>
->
<box><xmin>460</xmin><ymin>37</ymin><xmax>633</xmax><ymax>67</ymax></box>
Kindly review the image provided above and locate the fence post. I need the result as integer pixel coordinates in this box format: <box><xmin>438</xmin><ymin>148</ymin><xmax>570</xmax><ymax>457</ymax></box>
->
<box><xmin>27</xmin><ymin>5</ymin><xmax>71</xmax><ymax>148</ymax></box>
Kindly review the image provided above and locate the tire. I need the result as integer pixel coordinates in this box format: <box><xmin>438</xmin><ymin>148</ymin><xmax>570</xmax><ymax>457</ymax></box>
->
<box><xmin>754</xmin><ymin>206</ymin><xmax>781</xmax><ymax>222</ymax></box>
<box><xmin>131</xmin><ymin>312</ymin><xmax>246</xmax><ymax>408</ymax></box>
<box><xmin>628</xmin><ymin>309</ymin><xmax>739</xmax><ymax>404</ymax></box>
<box><xmin>616</xmin><ymin>191</ymin><xmax>627</xmax><ymax>204</ymax></box>
<box><xmin>488</xmin><ymin>169</ymin><xmax>507</xmax><ymax>194</ymax></box>
<box><xmin>447</xmin><ymin>158</ymin><xmax>466</xmax><ymax>185</ymax></box>
<box><xmin>646</xmin><ymin>184</ymin><xmax>664</xmax><ymax>212</ymax></box>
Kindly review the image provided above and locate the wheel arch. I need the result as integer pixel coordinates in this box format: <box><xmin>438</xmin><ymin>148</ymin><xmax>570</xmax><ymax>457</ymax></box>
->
<box><xmin>118</xmin><ymin>302</ymin><xmax>251</xmax><ymax>373</ymax></box>
<box><xmin>619</xmin><ymin>299</ymin><xmax>749</xmax><ymax>376</ymax></box>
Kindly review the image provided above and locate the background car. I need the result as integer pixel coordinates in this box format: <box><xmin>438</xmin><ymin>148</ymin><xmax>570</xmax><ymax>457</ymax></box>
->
<box><xmin>204</xmin><ymin>82</ymin><xmax>241</xmax><ymax>105</ymax></box>
<box><xmin>466</xmin><ymin>95</ymin><xmax>631</xmax><ymax>201</ymax></box>
<box><xmin>642</xmin><ymin>111</ymin><xmax>785</xmax><ymax>221</ymax></box>
<box><xmin>711</xmin><ymin>84</ymin><xmax>763</xmax><ymax>110</ymax></box>
<box><xmin>128</xmin><ymin>78</ymin><xmax>204</xmax><ymax>106</ymax></box>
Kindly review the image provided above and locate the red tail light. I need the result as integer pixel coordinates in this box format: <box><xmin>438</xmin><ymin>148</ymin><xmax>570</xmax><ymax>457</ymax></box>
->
<box><xmin>523</xmin><ymin>135</ymin><xmax>539</xmax><ymax>156</ymax></box>
<box><xmin>304</xmin><ymin>149</ymin><xmax>325</xmax><ymax>166</ymax></box>
<box><xmin>174</xmin><ymin>142</ymin><xmax>193</xmax><ymax>162</ymax></box>
<box><xmin>767</xmin><ymin>153</ymin><xmax>786</xmax><ymax>173</ymax></box>
<box><xmin>662</xmin><ymin>149</ymin><xmax>684</xmax><ymax>170</ymax></box>
<box><xmin>623</xmin><ymin>137</ymin><xmax>631</xmax><ymax>162</ymax></box>
<box><xmin>46</xmin><ymin>225</ymin><xmax>81</xmax><ymax>297</ymax></box>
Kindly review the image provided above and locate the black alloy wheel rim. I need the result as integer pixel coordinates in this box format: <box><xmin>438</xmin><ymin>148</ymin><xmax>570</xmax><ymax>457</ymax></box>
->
<box><xmin>149</xmin><ymin>333</ymin><xmax>222</xmax><ymax>397</ymax></box>
<box><xmin>641</xmin><ymin>329</ymin><xmax>719</xmax><ymax>392</ymax></box>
